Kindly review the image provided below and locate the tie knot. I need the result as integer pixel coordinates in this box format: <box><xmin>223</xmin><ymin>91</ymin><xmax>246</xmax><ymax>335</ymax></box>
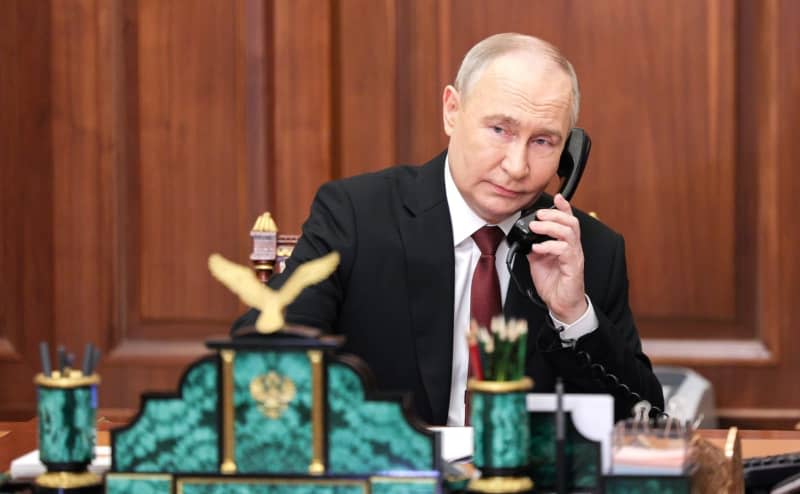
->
<box><xmin>472</xmin><ymin>226</ymin><xmax>505</xmax><ymax>255</ymax></box>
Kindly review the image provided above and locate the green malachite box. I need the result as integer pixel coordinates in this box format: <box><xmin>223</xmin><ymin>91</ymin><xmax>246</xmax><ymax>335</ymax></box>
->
<box><xmin>109</xmin><ymin>336</ymin><xmax>440</xmax><ymax>493</ymax></box>
<box><xmin>603</xmin><ymin>474</ymin><xmax>692</xmax><ymax>494</ymax></box>
<box><xmin>529</xmin><ymin>411</ymin><xmax>602</xmax><ymax>490</ymax></box>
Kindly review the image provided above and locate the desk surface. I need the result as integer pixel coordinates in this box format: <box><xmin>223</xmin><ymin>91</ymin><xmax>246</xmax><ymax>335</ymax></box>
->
<box><xmin>2</xmin><ymin>417</ymin><xmax>800</xmax><ymax>473</ymax></box>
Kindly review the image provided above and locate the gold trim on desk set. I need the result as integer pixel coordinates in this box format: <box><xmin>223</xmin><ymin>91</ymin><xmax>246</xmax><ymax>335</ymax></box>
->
<box><xmin>35</xmin><ymin>370</ymin><xmax>100</xmax><ymax>388</ymax></box>
<box><xmin>250</xmin><ymin>372</ymin><xmax>296</xmax><ymax>419</ymax></box>
<box><xmin>308</xmin><ymin>349</ymin><xmax>325</xmax><ymax>475</ymax></box>
<box><xmin>467</xmin><ymin>376</ymin><xmax>533</xmax><ymax>393</ymax></box>
<box><xmin>221</xmin><ymin>349</ymin><xmax>237</xmax><ymax>475</ymax></box>
<box><xmin>36</xmin><ymin>471</ymin><xmax>103</xmax><ymax>489</ymax></box>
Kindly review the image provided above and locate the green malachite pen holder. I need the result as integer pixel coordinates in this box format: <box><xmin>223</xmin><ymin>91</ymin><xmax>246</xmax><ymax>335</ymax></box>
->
<box><xmin>35</xmin><ymin>370</ymin><xmax>102</xmax><ymax>492</ymax></box>
<box><xmin>468</xmin><ymin>376</ymin><xmax>534</xmax><ymax>493</ymax></box>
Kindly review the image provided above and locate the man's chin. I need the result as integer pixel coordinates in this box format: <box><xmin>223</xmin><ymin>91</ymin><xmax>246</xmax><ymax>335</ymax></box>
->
<box><xmin>477</xmin><ymin>205</ymin><xmax>525</xmax><ymax>224</ymax></box>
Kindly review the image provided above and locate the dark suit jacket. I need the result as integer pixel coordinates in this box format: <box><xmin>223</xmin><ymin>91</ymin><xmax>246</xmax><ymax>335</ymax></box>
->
<box><xmin>233</xmin><ymin>152</ymin><xmax>663</xmax><ymax>424</ymax></box>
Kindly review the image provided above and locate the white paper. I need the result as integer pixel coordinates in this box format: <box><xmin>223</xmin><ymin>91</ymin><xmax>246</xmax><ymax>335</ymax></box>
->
<box><xmin>428</xmin><ymin>426</ymin><xmax>473</xmax><ymax>463</ymax></box>
<box><xmin>10</xmin><ymin>446</ymin><xmax>111</xmax><ymax>480</ymax></box>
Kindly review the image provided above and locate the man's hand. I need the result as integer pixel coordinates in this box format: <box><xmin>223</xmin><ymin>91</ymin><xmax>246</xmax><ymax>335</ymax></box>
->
<box><xmin>526</xmin><ymin>193</ymin><xmax>587</xmax><ymax>323</ymax></box>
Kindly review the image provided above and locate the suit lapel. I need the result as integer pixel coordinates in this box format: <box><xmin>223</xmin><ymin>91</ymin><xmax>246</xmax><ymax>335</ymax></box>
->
<box><xmin>397</xmin><ymin>152</ymin><xmax>454</xmax><ymax>425</ymax></box>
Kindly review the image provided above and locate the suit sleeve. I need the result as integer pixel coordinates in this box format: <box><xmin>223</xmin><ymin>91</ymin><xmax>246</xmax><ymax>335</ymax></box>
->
<box><xmin>538</xmin><ymin>233</ymin><xmax>664</xmax><ymax>420</ymax></box>
<box><xmin>231</xmin><ymin>181</ymin><xmax>357</xmax><ymax>334</ymax></box>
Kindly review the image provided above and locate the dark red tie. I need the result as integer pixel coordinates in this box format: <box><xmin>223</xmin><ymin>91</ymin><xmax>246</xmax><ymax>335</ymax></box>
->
<box><xmin>465</xmin><ymin>225</ymin><xmax>505</xmax><ymax>424</ymax></box>
<box><xmin>470</xmin><ymin>226</ymin><xmax>505</xmax><ymax>330</ymax></box>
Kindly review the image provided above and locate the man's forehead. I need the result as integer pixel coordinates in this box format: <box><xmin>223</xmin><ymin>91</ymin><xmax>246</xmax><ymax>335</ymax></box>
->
<box><xmin>465</xmin><ymin>57</ymin><xmax>572</xmax><ymax>128</ymax></box>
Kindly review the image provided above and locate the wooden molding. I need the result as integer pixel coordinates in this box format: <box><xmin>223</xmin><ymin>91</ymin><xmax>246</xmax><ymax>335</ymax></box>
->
<box><xmin>643</xmin><ymin>338</ymin><xmax>774</xmax><ymax>365</ymax></box>
<box><xmin>105</xmin><ymin>338</ymin><xmax>216</xmax><ymax>365</ymax></box>
<box><xmin>718</xmin><ymin>407</ymin><xmax>800</xmax><ymax>431</ymax></box>
<box><xmin>0</xmin><ymin>338</ymin><xmax>19</xmax><ymax>361</ymax></box>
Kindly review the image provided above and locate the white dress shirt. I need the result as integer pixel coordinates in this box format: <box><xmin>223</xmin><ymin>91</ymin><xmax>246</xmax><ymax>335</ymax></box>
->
<box><xmin>443</xmin><ymin>157</ymin><xmax>599</xmax><ymax>425</ymax></box>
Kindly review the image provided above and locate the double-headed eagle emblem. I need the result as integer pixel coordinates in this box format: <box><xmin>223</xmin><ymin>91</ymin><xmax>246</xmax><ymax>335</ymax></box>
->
<box><xmin>208</xmin><ymin>251</ymin><xmax>340</xmax><ymax>333</ymax></box>
<box><xmin>249</xmin><ymin>371</ymin><xmax>296</xmax><ymax>419</ymax></box>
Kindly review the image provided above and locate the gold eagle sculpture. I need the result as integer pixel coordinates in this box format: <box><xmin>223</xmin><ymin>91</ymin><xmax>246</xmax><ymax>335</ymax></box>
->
<box><xmin>208</xmin><ymin>251</ymin><xmax>340</xmax><ymax>333</ymax></box>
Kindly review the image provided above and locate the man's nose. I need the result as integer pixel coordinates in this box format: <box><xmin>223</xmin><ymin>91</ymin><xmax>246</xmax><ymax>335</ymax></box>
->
<box><xmin>501</xmin><ymin>143</ymin><xmax>528</xmax><ymax>180</ymax></box>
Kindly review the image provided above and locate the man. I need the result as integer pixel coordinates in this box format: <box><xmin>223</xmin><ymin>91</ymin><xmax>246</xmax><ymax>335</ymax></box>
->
<box><xmin>233</xmin><ymin>33</ymin><xmax>663</xmax><ymax>425</ymax></box>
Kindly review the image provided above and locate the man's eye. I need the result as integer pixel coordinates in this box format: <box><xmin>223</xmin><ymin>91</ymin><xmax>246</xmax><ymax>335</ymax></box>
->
<box><xmin>532</xmin><ymin>137</ymin><xmax>551</xmax><ymax>146</ymax></box>
<box><xmin>491</xmin><ymin>126</ymin><xmax>505</xmax><ymax>135</ymax></box>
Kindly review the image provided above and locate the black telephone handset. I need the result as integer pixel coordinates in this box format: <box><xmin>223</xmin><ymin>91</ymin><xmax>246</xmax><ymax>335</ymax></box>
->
<box><xmin>503</xmin><ymin>129</ymin><xmax>664</xmax><ymax>420</ymax></box>
<box><xmin>506</xmin><ymin>127</ymin><xmax>591</xmax><ymax>254</ymax></box>
<box><xmin>504</xmin><ymin>127</ymin><xmax>591</xmax><ymax>304</ymax></box>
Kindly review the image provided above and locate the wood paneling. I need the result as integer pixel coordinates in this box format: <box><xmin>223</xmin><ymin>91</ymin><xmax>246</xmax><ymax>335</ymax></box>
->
<box><xmin>2</xmin><ymin>0</ymin><xmax>799</xmax><ymax>425</ymax></box>
<box><xmin>134</xmin><ymin>0</ymin><xmax>244</xmax><ymax>330</ymax></box>
<box><xmin>697</xmin><ymin>0</ymin><xmax>800</xmax><ymax>420</ymax></box>
<box><xmin>394</xmin><ymin>0</ymin><xmax>450</xmax><ymax>164</ymax></box>
<box><xmin>272</xmin><ymin>0</ymin><xmax>333</xmax><ymax>233</ymax></box>
<box><xmin>51</xmin><ymin>0</ymin><xmax>120</xmax><ymax>356</ymax></box>
<box><xmin>0</xmin><ymin>0</ymin><xmax>53</xmax><ymax>415</ymax></box>
<box><xmin>336</xmin><ymin>0</ymin><xmax>398</xmax><ymax>177</ymax></box>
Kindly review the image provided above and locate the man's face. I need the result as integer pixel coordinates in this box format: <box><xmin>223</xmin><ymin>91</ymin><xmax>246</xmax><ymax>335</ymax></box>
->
<box><xmin>443</xmin><ymin>52</ymin><xmax>573</xmax><ymax>224</ymax></box>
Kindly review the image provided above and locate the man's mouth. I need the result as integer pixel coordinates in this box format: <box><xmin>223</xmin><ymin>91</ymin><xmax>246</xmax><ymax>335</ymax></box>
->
<box><xmin>491</xmin><ymin>183</ymin><xmax>522</xmax><ymax>198</ymax></box>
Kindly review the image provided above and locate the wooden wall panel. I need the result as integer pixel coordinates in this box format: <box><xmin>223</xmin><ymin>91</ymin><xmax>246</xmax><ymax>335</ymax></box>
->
<box><xmin>336</xmin><ymin>0</ymin><xmax>398</xmax><ymax>178</ymax></box>
<box><xmin>692</xmin><ymin>0</ymin><xmax>800</xmax><ymax>424</ymax></box>
<box><xmin>48</xmin><ymin>0</ymin><xmax>131</xmax><ymax>409</ymax></box>
<box><xmin>51</xmin><ymin>0</ymin><xmax>121</xmax><ymax>353</ymax></box>
<box><xmin>101</xmin><ymin>0</ymin><xmax>276</xmax><ymax>406</ymax></box>
<box><xmin>134</xmin><ymin>0</ymin><xmax>244</xmax><ymax>329</ymax></box>
<box><xmin>0</xmin><ymin>0</ymin><xmax>53</xmax><ymax>416</ymax></box>
<box><xmin>394</xmin><ymin>0</ymin><xmax>450</xmax><ymax>164</ymax></box>
<box><xmin>272</xmin><ymin>0</ymin><xmax>333</xmax><ymax>233</ymax></box>
<box><xmin>2</xmin><ymin>0</ymin><xmax>799</xmax><ymax>425</ymax></box>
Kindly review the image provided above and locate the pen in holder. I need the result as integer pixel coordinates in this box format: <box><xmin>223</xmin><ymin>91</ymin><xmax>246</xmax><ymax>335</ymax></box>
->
<box><xmin>35</xmin><ymin>343</ymin><xmax>102</xmax><ymax>493</ymax></box>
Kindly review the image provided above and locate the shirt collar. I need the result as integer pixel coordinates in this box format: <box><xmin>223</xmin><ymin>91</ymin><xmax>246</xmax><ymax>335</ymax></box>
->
<box><xmin>444</xmin><ymin>155</ymin><xmax>520</xmax><ymax>247</ymax></box>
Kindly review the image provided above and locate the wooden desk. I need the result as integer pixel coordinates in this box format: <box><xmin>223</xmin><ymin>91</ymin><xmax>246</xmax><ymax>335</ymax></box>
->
<box><xmin>697</xmin><ymin>428</ymin><xmax>800</xmax><ymax>458</ymax></box>
<box><xmin>0</xmin><ymin>419</ymin><xmax>36</xmax><ymax>475</ymax></box>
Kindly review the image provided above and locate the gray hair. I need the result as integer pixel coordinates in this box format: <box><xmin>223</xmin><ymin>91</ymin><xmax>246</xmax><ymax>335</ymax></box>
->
<box><xmin>454</xmin><ymin>33</ymin><xmax>581</xmax><ymax>127</ymax></box>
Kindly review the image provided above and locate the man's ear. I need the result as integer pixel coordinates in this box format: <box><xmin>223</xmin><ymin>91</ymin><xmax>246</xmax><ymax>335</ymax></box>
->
<box><xmin>442</xmin><ymin>85</ymin><xmax>460</xmax><ymax>136</ymax></box>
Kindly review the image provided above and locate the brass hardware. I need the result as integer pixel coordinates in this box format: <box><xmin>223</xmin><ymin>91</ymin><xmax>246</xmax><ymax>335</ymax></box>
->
<box><xmin>468</xmin><ymin>475</ymin><xmax>534</xmax><ymax>493</ymax></box>
<box><xmin>467</xmin><ymin>377</ymin><xmax>534</xmax><ymax>393</ymax></box>
<box><xmin>308</xmin><ymin>350</ymin><xmax>325</xmax><ymax>475</ymax></box>
<box><xmin>34</xmin><ymin>371</ymin><xmax>100</xmax><ymax>388</ymax></box>
<box><xmin>36</xmin><ymin>471</ymin><xmax>102</xmax><ymax>488</ymax></box>
<box><xmin>221</xmin><ymin>350</ymin><xmax>237</xmax><ymax>474</ymax></box>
